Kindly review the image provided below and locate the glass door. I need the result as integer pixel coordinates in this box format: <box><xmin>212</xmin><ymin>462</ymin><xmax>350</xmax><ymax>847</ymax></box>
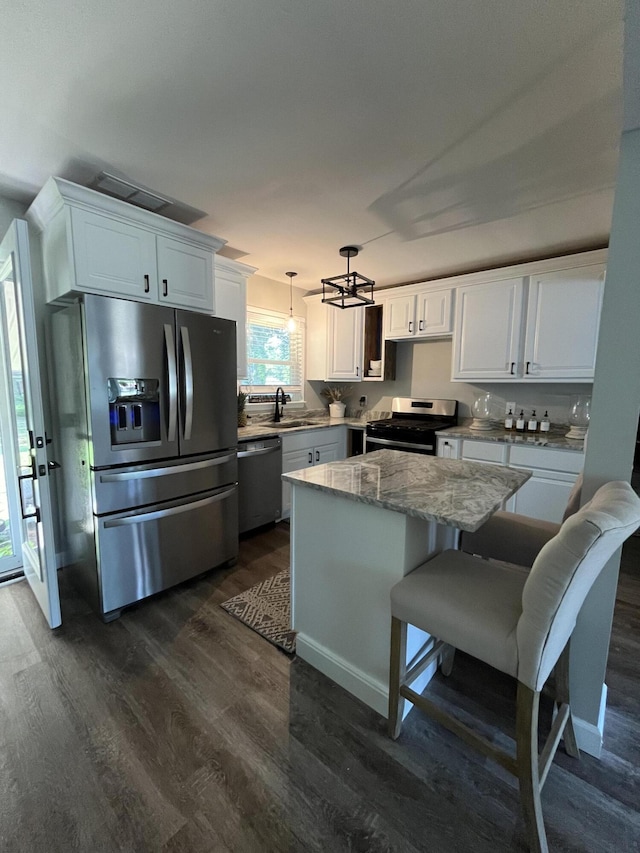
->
<box><xmin>0</xmin><ymin>220</ymin><xmax>61</xmax><ymax>627</ymax></box>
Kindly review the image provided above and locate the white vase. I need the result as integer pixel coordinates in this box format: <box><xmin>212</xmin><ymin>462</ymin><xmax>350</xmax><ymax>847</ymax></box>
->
<box><xmin>329</xmin><ymin>401</ymin><xmax>346</xmax><ymax>419</ymax></box>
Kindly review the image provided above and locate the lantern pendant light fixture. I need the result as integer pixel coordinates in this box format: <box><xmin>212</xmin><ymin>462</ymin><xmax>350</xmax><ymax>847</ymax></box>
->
<box><xmin>286</xmin><ymin>271</ymin><xmax>297</xmax><ymax>332</ymax></box>
<box><xmin>321</xmin><ymin>246</ymin><xmax>375</xmax><ymax>309</ymax></box>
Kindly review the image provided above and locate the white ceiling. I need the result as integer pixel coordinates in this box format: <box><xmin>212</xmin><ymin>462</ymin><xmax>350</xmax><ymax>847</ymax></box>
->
<box><xmin>1</xmin><ymin>0</ymin><xmax>624</xmax><ymax>289</ymax></box>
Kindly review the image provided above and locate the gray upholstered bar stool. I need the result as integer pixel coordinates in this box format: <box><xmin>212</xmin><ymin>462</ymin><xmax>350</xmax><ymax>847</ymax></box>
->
<box><xmin>388</xmin><ymin>481</ymin><xmax>640</xmax><ymax>853</ymax></box>
<box><xmin>459</xmin><ymin>473</ymin><xmax>583</xmax><ymax>567</ymax></box>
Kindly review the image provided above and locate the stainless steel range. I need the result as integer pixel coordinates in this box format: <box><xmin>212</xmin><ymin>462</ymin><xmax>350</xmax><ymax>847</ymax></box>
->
<box><xmin>366</xmin><ymin>397</ymin><xmax>458</xmax><ymax>455</ymax></box>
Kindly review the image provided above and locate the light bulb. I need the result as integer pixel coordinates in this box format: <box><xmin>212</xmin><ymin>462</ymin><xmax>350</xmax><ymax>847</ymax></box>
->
<box><xmin>287</xmin><ymin>315</ymin><xmax>296</xmax><ymax>332</ymax></box>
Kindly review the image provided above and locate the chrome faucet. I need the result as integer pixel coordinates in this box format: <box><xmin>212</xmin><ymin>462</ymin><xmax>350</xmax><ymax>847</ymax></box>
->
<box><xmin>273</xmin><ymin>387</ymin><xmax>286</xmax><ymax>422</ymax></box>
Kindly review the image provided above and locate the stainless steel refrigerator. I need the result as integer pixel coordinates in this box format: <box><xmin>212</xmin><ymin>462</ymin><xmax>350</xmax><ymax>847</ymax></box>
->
<box><xmin>49</xmin><ymin>294</ymin><xmax>238</xmax><ymax>620</ymax></box>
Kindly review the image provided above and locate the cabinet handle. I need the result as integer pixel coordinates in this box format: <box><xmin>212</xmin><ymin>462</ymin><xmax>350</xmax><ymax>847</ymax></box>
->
<box><xmin>308</xmin><ymin>452</ymin><xmax>313</xmax><ymax>464</ymax></box>
<box><xmin>162</xmin><ymin>278</ymin><xmax>168</xmax><ymax>297</ymax></box>
<box><xmin>525</xmin><ymin>361</ymin><xmax>530</xmax><ymax>375</ymax></box>
<box><xmin>419</xmin><ymin>320</ymin><xmax>424</xmax><ymax>331</ymax></box>
<box><xmin>408</xmin><ymin>321</ymin><xmax>413</xmax><ymax>333</ymax></box>
<box><xmin>144</xmin><ymin>274</ymin><xmax>150</xmax><ymax>293</ymax></box>
<box><xmin>315</xmin><ymin>450</ymin><xmax>320</xmax><ymax>462</ymax></box>
<box><xmin>510</xmin><ymin>362</ymin><xmax>515</xmax><ymax>375</ymax></box>
<box><xmin>356</xmin><ymin>366</ymin><xmax>359</xmax><ymax>377</ymax></box>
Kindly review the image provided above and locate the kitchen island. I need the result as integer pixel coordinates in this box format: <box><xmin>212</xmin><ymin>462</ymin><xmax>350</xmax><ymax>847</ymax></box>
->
<box><xmin>283</xmin><ymin>449</ymin><xmax>531</xmax><ymax>718</ymax></box>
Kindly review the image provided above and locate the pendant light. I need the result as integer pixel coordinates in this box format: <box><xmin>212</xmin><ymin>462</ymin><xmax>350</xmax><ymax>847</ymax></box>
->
<box><xmin>321</xmin><ymin>246</ymin><xmax>375</xmax><ymax>309</ymax></box>
<box><xmin>286</xmin><ymin>271</ymin><xmax>297</xmax><ymax>332</ymax></box>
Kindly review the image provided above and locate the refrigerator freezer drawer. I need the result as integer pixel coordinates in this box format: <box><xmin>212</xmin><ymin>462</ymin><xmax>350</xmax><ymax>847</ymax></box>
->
<box><xmin>92</xmin><ymin>451</ymin><xmax>237</xmax><ymax>515</ymax></box>
<box><xmin>95</xmin><ymin>484</ymin><xmax>238</xmax><ymax>616</ymax></box>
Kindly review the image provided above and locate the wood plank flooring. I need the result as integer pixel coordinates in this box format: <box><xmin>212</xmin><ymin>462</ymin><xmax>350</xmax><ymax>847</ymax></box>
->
<box><xmin>0</xmin><ymin>525</ymin><xmax>639</xmax><ymax>852</ymax></box>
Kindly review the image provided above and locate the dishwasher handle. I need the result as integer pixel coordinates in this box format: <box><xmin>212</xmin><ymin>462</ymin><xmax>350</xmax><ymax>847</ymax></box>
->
<box><xmin>238</xmin><ymin>443</ymin><xmax>281</xmax><ymax>459</ymax></box>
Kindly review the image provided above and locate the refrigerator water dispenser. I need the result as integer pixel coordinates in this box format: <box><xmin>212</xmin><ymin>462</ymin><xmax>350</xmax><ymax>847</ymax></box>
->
<box><xmin>108</xmin><ymin>378</ymin><xmax>161</xmax><ymax>445</ymax></box>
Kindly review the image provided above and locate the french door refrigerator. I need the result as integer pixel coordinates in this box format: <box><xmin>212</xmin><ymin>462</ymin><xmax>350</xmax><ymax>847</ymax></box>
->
<box><xmin>49</xmin><ymin>293</ymin><xmax>238</xmax><ymax>620</ymax></box>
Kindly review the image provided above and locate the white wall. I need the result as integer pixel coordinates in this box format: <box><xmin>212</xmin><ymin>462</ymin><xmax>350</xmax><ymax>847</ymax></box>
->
<box><xmin>319</xmin><ymin>333</ymin><xmax>594</xmax><ymax>424</ymax></box>
<box><xmin>0</xmin><ymin>195</ymin><xmax>28</xmax><ymax>236</ymax></box>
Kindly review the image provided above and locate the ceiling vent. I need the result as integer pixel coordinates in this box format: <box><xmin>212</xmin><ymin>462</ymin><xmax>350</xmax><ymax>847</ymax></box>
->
<box><xmin>86</xmin><ymin>171</ymin><xmax>208</xmax><ymax>225</ymax></box>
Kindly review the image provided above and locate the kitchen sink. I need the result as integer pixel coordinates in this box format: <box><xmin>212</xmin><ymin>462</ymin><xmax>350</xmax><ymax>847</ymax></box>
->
<box><xmin>268</xmin><ymin>419</ymin><xmax>318</xmax><ymax>428</ymax></box>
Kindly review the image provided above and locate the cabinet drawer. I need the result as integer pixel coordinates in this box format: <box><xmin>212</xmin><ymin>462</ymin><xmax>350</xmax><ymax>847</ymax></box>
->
<box><xmin>509</xmin><ymin>446</ymin><xmax>583</xmax><ymax>473</ymax></box>
<box><xmin>462</xmin><ymin>441</ymin><xmax>507</xmax><ymax>464</ymax></box>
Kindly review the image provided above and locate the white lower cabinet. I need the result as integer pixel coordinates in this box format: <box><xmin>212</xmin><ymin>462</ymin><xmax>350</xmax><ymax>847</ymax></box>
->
<box><xmin>281</xmin><ymin>427</ymin><xmax>347</xmax><ymax>519</ymax></box>
<box><xmin>437</xmin><ymin>437</ymin><xmax>583</xmax><ymax>524</ymax></box>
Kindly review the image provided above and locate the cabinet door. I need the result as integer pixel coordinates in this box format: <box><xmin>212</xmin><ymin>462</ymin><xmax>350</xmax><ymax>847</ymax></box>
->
<box><xmin>214</xmin><ymin>264</ymin><xmax>247</xmax><ymax>378</ymax></box>
<box><xmin>385</xmin><ymin>293</ymin><xmax>416</xmax><ymax>339</ymax></box>
<box><xmin>452</xmin><ymin>278</ymin><xmax>525</xmax><ymax>380</ymax></box>
<box><xmin>70</xmin><ymin>208</ymin><xmax>157</xmax><ymax>300</ymax></box>
<box><xmin>523</xmin><ymin>265</ymin><xmax>605</xmax><ymax>380</ymax></box>
<box><xmin>157</xmin><ymin>236</ymin><xmax>214</xmax><ymax>312</ymax></box>
<box><xmin>416</xmin><ymin>289</ymin><xmax>452</xmax><ymax>337</ymax></box>
<box><xmin>281</xmin><ymin>446</ymin><xmax>314</xmax><ymax>519</ymax></box>
<box><xmin>507</xmin><ymin>469</ymin><xmax>578</xmax><ymax>523</ymax></box>
<box><xmin>327</xmin><ymin>305</ymin><xmax>364</xmax><ymax>381</ymax></box>
<box><xmin>313</xmin><ymin>440</ymin><xmax>341</xmax><ymax>465</ymax></box>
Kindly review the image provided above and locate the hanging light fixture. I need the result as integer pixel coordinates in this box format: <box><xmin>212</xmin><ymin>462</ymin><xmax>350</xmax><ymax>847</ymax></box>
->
<box><xmin>321</xmin><ymin>246</ymin><xmax>375</xmax><ymax>309</ymax></box>
<box><xmin>286</xmin><ymin>271</ymin><xmax>297</xmax><ymax>332</ymax></box>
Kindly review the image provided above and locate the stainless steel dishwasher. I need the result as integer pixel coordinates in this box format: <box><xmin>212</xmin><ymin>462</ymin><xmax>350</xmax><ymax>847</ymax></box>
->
<box><xmin>237</xmin><ymin>436</ymin><xmax>282</xmax><ymax>533</ymax></box>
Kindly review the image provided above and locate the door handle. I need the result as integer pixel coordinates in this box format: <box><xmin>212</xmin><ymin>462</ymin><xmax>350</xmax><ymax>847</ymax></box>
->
<box><xmin>144</xmin><ymin>274</ymin><xmax>150</xmax><ymax>294</ymax></box>
<box><xmin>164</xmin><ymin>323</ymin><xmax>178</xmax><ymax>442</ymax></box>
<box><xmin>103</xmin><ymin>487</ymin><xmax>237</xmax><ymax>528</ymax></box>
<box><xmin>525</xmin><ymin>361</ymin><xmax>531</xmax><ymax>375</ymax></box>
<box><xmin>315</xmin><ymin>450</ymin><xmax>320</xmax><ymax>462</ymax></box>
<box><xmin>162</xmin><ymin>278</ymin><xmax>168</xmax><ymax>297</ymax></box>
<box><xmin>308</xmin><ymin>452</ymin><xmax>313</xmax><ymax>464</ymax></box>
<box><xmin>510</xmin><ymin>362</ymin><xmax>515</xmax><ymax>375</ymax></box>
<box><xmin>48</xmin><ymin>460</ymin><xmax>61</xmax><ymax>470</ymax></box>
<box><xmin>418</xmin><ymin>320</ymin><xmax>424</xmax><ymax>331</ymax></box>
<box><xmin>408</xmin><ymin>321</ymin><xmax>413</xmax><ymax>333</ymax></box>
<box><xmin>181</xmin><ymin>326</ymin><xmax>194</xmax><ymax>441</ymax></box>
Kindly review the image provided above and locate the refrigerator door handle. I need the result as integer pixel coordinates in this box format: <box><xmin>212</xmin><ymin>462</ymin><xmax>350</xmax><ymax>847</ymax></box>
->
<box><xmin>98</xmin><ymin>454</ymin><xmax>236</xmax><ymax>483</ymax></box>
<box><xmin>103</xmin><ymin>486</ymin><xmax>237</xmax><ymax>528</ymax></box>
<box><xmin>180</xmin><ymin>325</ymin><xmax>194</xmax><ymax>441</ymax></box>
<box><xmin>164</xmin><ymin>323</ymin><xmax>178</xmax><ymax>442</ymax></box>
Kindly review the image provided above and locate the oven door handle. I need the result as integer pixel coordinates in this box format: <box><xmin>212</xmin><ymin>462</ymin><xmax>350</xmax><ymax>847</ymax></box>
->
<box><xmin>365</xmin><ymin>436</ymin><xmax>434</xmax><ymax>453</ymax></box>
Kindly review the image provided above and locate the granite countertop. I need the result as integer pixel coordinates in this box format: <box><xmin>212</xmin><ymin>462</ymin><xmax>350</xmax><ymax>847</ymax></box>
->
<box><xmin>238</xmin><ymin>415</ymin><xmax>368</xmax><ymax>441</ymax></box>
<box><xmin>436</xmin><ymin>424</ymin><xmax>585</xmax><ymax>452</ymax></box>
<box><xmin>281</xmin><ymin>448</ymin><xmax>531</xmax><ymax>532</ymax></box>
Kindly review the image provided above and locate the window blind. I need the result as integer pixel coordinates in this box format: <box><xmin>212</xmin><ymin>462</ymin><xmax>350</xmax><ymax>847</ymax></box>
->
<box><xmin>241</xmin><ymin>307</ymin><xmax>305</xmax><ymax>401</ymax></box>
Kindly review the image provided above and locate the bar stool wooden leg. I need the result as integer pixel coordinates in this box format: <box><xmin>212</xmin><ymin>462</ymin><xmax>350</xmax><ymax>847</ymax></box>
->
<box><xmin>554</xmin><ymin>641</ymin><xmax>580</xmax><ymax>759</ymax></box>
<box><xmin>388</xmin><ymin>617</ymin><xmax>407</xmax><ymax>739</ymax></box>
<box><xmin>516</xmin><ymin>682</ymin><xmax>548</xmax><ymax>853</ymax></box>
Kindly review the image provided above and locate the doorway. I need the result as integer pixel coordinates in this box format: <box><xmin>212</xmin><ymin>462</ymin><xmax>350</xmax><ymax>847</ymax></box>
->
<box><xmin>0</xmin><ymin>260</ymin><xmax>27</xmax><ymax>579</ymax></box>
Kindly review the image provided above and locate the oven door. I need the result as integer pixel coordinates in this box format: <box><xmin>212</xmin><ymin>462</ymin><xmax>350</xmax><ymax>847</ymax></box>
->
<box><xmin>365</xmin><ymin>435</ymin><xmax>435</xmax><ymax>455</ymax></box>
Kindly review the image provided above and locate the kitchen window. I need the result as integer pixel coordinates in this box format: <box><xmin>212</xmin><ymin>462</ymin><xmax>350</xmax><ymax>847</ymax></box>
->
<box><xmin>241</xmin><ymin>306</ymin><xmax>305</xmax><ymax>404</ymax></box>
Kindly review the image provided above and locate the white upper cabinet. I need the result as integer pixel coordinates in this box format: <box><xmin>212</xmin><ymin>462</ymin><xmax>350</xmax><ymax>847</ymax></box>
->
<box><xmin>213</xmin><ymin>256</ymin><xmax>255</xmax><ymax>379</ymax></box>
<box><xmin>327</xmin><ymin>303</ymin><xmax>364</xmax><ymax>381</ymax></box>
<box><xmin>452</xmin><ymin>277</ymin><xmax>525</xmax><ymax>380</ymax></box>
<box><xmin>156</xmin><ymin>235</ymin><xmax>213</xmax><ymax>311</ymax></box>
<box><xmin>451</xmin><ymin>253</ymin><xmax>606</xmax><ymax>382</ymax></box>
<box><xmin>306</xmin><ymin>295</ymin><xmax>364</xmax><ymax>382</ymax></box>
<box><xmin>384</xmin><ymin>286</ymin><xmax>453</xmax><ymax>340</ymax></box>
<box><xmin>27</xmin><ymin>177</ymin><xmax>225</xmax><ymax>314</ymax></box>
<box><xmin>70</xmin><ymin>207</ymin><xmax>158</xmax><ymax>301</ymax></box>
<box><xmin>523</xmin><ymin>265</ymin><xmax>605</xmax><ymax>380</ymax></box>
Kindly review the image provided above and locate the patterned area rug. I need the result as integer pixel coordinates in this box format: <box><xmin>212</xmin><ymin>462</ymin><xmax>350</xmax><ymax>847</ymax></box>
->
<box><xmin>220</xmin><ymin>570</ymin><xmax>296</xmax><ymax>653</ymax></box>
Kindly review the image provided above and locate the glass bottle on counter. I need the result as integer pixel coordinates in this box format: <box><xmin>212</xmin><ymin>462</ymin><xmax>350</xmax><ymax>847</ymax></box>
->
<box><xmin>540</xmin><ymin>411</ymin><xmax>551</xmax><ymax>433</ymax></box>
<box><xmin>504</xmin><ymin>408</ymin><xmax>514</xmax><ymax>431</ymax></box>
<box><xmin>527</xmin><ymin>410</ymin><xmax>538</xmax><ymax>433</ymax></box>
<box><xmin>516</xmin><ymin>410</ymin><xmax>525</xmax><ymax>432</ymax></box>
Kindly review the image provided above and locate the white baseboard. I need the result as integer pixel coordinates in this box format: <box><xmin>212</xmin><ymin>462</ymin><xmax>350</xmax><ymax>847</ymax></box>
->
<box><xmin>296</xmin><ymin>633</ymin><xmax>389</xmax><ymax>716</ymax></box>
<box><xmin>572</xmin><ymin>683</ymin><xmax>607</xmax><ymax>758</ymax></box>
<box><xmin>296</xmin><ymin>633</ymin><xmax>436</xmax><ymax>720</ymax></box>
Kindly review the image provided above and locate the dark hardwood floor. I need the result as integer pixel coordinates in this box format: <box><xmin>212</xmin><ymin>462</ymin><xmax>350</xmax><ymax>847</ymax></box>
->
<box><xmin>1</xmin><ymin>525</ymin><xmax>639</xmax><ymax>852</ymax></box>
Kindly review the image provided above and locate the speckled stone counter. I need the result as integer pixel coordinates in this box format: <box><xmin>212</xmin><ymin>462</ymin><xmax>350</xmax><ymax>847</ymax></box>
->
<box><xmin>238</xmin><ymin>415</ymin><xmax>369</xmax><ymax>441</ymax></box>
<box><xmin>436</xmin><ymin>424</ymin><xmax>585</xmax><ymax>452</ymax></box>
<box><xmin>288</xmin><ymin>449</ymin><xmax>532</xmax><ymax>719</ymax></box>
<box><xmin>283</xmin><ymin>448</ymin><xmax>530</xmax><ymax>533</ymax></box>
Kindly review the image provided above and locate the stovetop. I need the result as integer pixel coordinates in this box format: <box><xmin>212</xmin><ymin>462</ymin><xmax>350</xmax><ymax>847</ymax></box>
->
<box><xmin>367</xmin><ymin>397</ymin><xmax>459</xmax><ymax>436</ymax></box>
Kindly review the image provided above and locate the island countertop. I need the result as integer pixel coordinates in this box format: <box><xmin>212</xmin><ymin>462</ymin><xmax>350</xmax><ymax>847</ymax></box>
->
<box><xmin>282</xmin><ymin>448</ymin><xmax>531</xmax><ymax>532</ymax></box>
